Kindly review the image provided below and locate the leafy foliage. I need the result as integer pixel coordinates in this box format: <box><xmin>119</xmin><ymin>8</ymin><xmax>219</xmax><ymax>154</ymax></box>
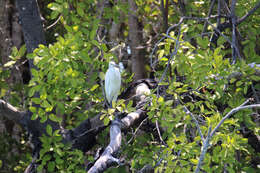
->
<box><xmin>1</xmin><ymin>0</ymin><xmax>260</xmax><ymax>172</ymax></box>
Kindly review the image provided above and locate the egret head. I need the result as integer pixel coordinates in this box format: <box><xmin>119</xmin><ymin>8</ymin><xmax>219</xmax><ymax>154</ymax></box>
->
<box><xmin>109</xmin><ymin>61</ymin><xmax>116</xmax><ymax>68</ymax></box>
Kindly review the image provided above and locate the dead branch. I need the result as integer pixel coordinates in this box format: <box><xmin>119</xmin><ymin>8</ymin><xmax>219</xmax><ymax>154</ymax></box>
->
<box><xmin>194</xmin><ymin>99</ymin><xmax>260</xmax><ymax>173</ymax></box>
<box><xmin>237</xmin><ymin>2</ymin><xmax>260</xmax><ymax>24</ymax></box>
<box><xmin>0</xmin><ymin>99</ymin><xmax>24</xmax><ymax>123</ymax></box>
<box><xmin>87</xmin><ymin>83</ymin><xmax>149</xmax><ymax>173</ymax></box>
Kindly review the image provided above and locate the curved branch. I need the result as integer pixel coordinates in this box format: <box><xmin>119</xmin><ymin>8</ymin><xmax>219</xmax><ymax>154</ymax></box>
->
<box><xmin>0</xmin><ymin>99</ymin><xmax>24</xmax><ymax>123</ymax></box>
<box><xmin>87</xmin><ymin>83</ymin><xmax>149</xmax><ymax>173</ymax></box>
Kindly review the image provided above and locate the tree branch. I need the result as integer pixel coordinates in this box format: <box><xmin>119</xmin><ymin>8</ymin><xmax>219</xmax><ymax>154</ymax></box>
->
<box><xmin>195</xmin><ymin>126</ymin><xmax>211</xmax><ymax>173</ymax></box>
<box><xmin>87</xmin><ymin>83</ymin><xmax>149</xmax><ymax>173</ymax></box>
<box><xmin>0</xmin><ymin>99</ymin><xmax>24</xmax><ymax>123</ymax></box>
<box><xmin>183</xmin><ymin>106</ymin><xmax>204</xmax><ymax>141</ymax></box>
<box><xmin>202</xmin><ymin>0</ymin><xmax>216</xmax><ymax>34</ymax></box>
<box><xmin>195</xmin><ymin>100</ymin><xmax>260</xmax><ymax>172</ymax></box>
<box><xmin>237</xmin><ymin>1</ymin><xmax>260</xmax><ymax>24</ymax></box>
<box><xmin>230</xmin><ymin>0</ymin><xmax>239</xmax><ymax>63</ymax></box>
<box><xmin>210</xmin><ymin>101</ymin><xmax>260</xmax><ymax>138</ymax></box>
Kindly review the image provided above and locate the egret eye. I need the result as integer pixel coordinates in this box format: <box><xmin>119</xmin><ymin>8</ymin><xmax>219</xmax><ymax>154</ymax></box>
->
<box><xmin>105</xmin><ymin>61</ymin><xmax>122</xmax><ymax>106</ymax></box>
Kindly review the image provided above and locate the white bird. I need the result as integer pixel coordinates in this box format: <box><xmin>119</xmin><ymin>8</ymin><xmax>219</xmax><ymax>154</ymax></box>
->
<box><xmin>105</xmin><ymin>61</ymin><xmax>123</xmax><ymax>106</ymax></box>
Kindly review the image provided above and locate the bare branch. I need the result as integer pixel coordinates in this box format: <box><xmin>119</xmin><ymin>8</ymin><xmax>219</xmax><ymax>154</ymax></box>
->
<box><xmin>157</xmin><ymin>26</ymin><xmax>181</xmax><ymax>94</ymax></box>
<box><xmin>237</xmin><ymin>2</ymin><xmax>260</xmax><ymax>24</ymax></box>
<box><xmin>206</xmin><ymin>20</ymin><xmax>242</xmax><ymax>60</ymax></box>
<box><xmin>0</xmin><ymin>99</ymin><xmax>24</xmax><ymax>123</ymax></box>
<box><xmin>230</xmin><ymin>0</ymin><xmax>239</xmax><ymax>63</ymax></box>
<box><xmin>195</xmin><ymin>126</ymin><xmax>212</xmax><ymax>173</ymax></box>
<box><xmin>202</xmin><ymin>0</ymin><xmax>216</xmax><ymax>34</ymax></box>
<box><xmin>45</xmin><ymin>15</ymin><xmax>61</xmax><ymax>30</ymax></box>
<box><xmin>126</xmin><ymin>117</ymin><xmax>148</xmax><ymax>145</ymax></box>
<box><xmin>210</xmin><ymin>101</ymin><xmax>260</xmax><ymax>138</ymax></box>
<box><xmin>217</xmin><ymin>0</ymin><xmax>221</xmax><ymax>26</ymax></box>
<box><xmin>183</xmin><ymin>106</ymin><xmax>204</xmax><ymax>141</ymax></box>
<box><xmin>155</xmin><ymin>119</ymin><xmax>167</xmax><ymax>145</ymax></box>
<box><xmin>88</xmin><ymin>83</ymin><xmax>149</xmax><ymax>173</ymax></box>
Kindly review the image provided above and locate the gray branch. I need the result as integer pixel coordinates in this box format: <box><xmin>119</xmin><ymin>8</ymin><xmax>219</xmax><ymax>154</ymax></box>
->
<box><xmin>194</xmin><ymin>99</ymin><xmax>260</xmax><ymax>173</ymax></box>
<box><xmin>87</xmin><ymin>83</ymin><xmax>149</xmax><ymax>173</ymax></box>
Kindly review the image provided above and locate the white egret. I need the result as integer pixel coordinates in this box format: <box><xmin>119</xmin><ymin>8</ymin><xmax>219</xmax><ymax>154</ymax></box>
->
<box><xmin>105</xmin><ymin>61</ymin><xmax>123</xmax><ymax>106</ymax></box>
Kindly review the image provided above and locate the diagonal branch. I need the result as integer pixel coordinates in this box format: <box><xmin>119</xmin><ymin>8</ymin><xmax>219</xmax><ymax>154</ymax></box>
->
<box><xmin>195</xmin><ymin>100</ymin><xmax>260</xmax><ymax>173</ymax></box>
<box><xmin>87</xmin><ymin>83</ymin><xmax>149</xmax><ymax>173</ymax></box>
<box><xmin>202</xmin><ymin>0</ymin><xmax>216</xmax><ymax>34</ymax></box>
<box><xmin>210</xmin><ymin>101</ymin><xmax>260</xmax><ymax>138</ymax></box>
<box><xmin>0</xmin><ymin>99</ymin><xmax>24</xmax><ymax>123</ymax></box>
<box><xmin>237</xmin><ymin>1</ymin><xmax>260</xmax><ymax>24</ymax></box>
<box><xmin>183</xmin><ymin>106</ymin><xmax>204</xmax><ymax>141</ymax></box>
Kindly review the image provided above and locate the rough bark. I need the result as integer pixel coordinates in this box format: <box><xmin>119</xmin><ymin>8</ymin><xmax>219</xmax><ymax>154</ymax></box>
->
<box><xmin>87</xmin><ymin>82</ymin><xmax>150</xmax><ymax>173</ymax></box>
<box><xmin>16</xmin><ymin>0</ymin><xmax>46</xmax><ymax>69</ymax></box>
<box><xmin>160</xmin><ymin>0</ymin><xmax>169</xmax><ymax>33</ymax></box>
<box><xmin>0</xmin><ymin>0</ymin><xmax>12</xmax><ymax>64</ymax></box>
<box><xmin>128</xmin><ymin>0</ymin><xmax>146</xmax><ymax>81</ymax></box>
<box><xmin>0</xmin><ymin>0</ymin><xmax>23</xmax><ymax>145</ymax></box>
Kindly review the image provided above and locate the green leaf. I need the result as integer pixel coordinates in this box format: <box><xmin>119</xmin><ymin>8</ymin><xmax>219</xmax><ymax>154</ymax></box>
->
<box><xmin>99</xmin><ymin>72</ymin><xmax>105</xmax><ymax>81</ymax></box>
<box><xmin>158</xmin><ymin>49</ymin><xmax>165</xmax><ymax>58</ymax></box>
<box><xmin>197</xmin><ymin>37</ymin><xmax>208</xmax><ymax>49</ymax></box>
<box><xmin>236</xmin><ymin>81</ymin><xmax>243</xmax><ymax>87</ymax></box>
<box><xmin>17</xmin><ymin>44</ymin><xmax>27</xmax><ymax>59</ymax></box>
<box><xmin>42</xmin><ymin>154</ymin><xmax>52</xmax><ymax>162</ymax></box>
<box><xmin>46</xmin><ymin>125</ymin><xmax>53</xmax><ymax>136</ymax></box>
<box><xmin>47</xmin><ymin>161</ymin><xmax>55</xmax><ymax>172</ymax></box>
<box><xmin>77</xmin><ymin>6</ymin><xmax>84</xmax><ymax>17</ymax></box>
<box><xmin>190</xmin><ymin>159</ymin><xmax>198</xmax><ymax>165</ymax></box>
<box><xmin>32</xmin><ymin>98</ymin><xmax>41</xmax><ymax>104</ymax></box>
<box><xmin>49</xmin><ymin>114</ymin><xmax>62</xmax><ymax>123</ymax></box>
<box><xmin>48</xmin><ymin>3</ymin><xmax>62</xmax><ymax>12</ymax></box>
<box><xmin>4</xmin><ymin>61</ymin><xmax>16</xmax><ymax>67</ymax></box>
<box><xmin>103</xmin><ymin>116</ymin><xmax>110</xmax><ymax>125</ymax></box>
<box><xmin>158</xmin><ymin>82</ymin><xmax>169</xmax><ymax>85</ymax></box>
<box><xmin>230</xmin><ymin>78</ymin><xmax>236</xmax><ymax>84</ymax></box>
<box><xmin>90</xmin><ymin>29</ymin><xmax>96</xmax><ymax>40</ymax></box>
<box><xmin>31</xmin><ymin>113</ymin><xmax>38</xmax><ymax>120</ymax></box>
<box><xmin>158</xmin><ymin>97</ymin><xmax>164</xmax><ymax>103</ymax></box>
<box><xmin>90</xmin><ymin>84</ymin><xmax>99</xmax><ymax>91</ymax></box>
<box><xmin>250</xmin><ymin>75</ymin><xmax>260</xmax><ymax>81</ymax></box>
<box><xmin>29</xmin><ymin>106</ymin><xmax>37</xmax><ymax>113</ymax></box>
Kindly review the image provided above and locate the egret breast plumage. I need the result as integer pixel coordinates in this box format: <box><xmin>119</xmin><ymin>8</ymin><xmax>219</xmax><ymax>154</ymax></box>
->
<box><xmin>105</xmin><ymin>61</ymin><xmax>122</xmax><ymax>105</ymax></box>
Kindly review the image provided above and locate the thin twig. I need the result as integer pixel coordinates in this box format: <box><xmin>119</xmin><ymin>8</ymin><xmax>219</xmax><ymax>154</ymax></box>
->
<box><xmin>155</xmin><ymin>120</ymin><xmax>167</xmax><ymax>145</ymax></box>
<box><xmin>157</xmin><ymin>26</ymin><xmax>181</xmax><ymax>96</ymax></box>
<box><xmin>45</xmin><ymin>15</ymin><xmax>61</xmax><ymax>30</ymax></box>
<box><xmin>206</xmin><ymin>20</ymin><xmax>242</xmax><ymax>60</ymax></box>
<box><xmin>210</xmin><ymin>100</ymin><xmax>260</xmax><ymax>138</ymax></box>
<box><xmin>237</xmin><ymin>1</ymin><xmax>260</xmax><ymax>24</ymax></box>
<box><xmin>126</xmin><ymin>117</ymin><xmax>148</xmax><ymax>145</ymax></box>
<box><xmin>202</xmin><ymin>0</ymin><xmax>216</xmax><ymax>34</ymax></box>
<box><xmin>183</xmin><ymin>106</ymin><xmax>204</xmax><ymax>141</ymax></box>
<box><xmin>230</xmin><ymin>0</ymin><xmax>238</xmax><ymax>63</ymax></box>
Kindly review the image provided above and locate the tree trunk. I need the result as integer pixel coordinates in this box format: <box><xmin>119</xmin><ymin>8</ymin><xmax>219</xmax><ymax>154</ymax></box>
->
<box><xmin>0</xmin><ymin>0</ymin><xmax>12</xmax><ymax>64</ymax></box>
<box><xmin>128</xmin><ymin>0</ymin><xmax>146</xmax><ymax>81</ymax></box>
<box><xmin>16</xmin><ymin>0</ymin><xmax>46</xmax><ymax>70</ymax></box>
